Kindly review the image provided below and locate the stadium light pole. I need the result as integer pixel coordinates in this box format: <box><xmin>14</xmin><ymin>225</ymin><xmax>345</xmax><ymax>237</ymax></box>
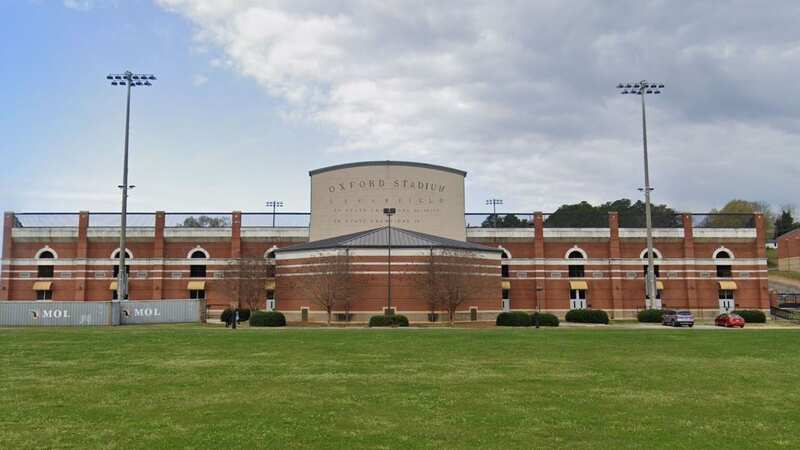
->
<box><xmin>384</xmin><ymin>208</ymin><xmax>396</xmax><ymax>317</ymax></box>
<box><xmin>265</xmin><ymin>201</ymin><xmax>284</xmax><ymax>227</ymax></box>
<box><xmin>107</xmin><ymin>71</ymin><xmax>156</xmax><ymax>301</ymax></box>
<box><xmin>486</xmin><ymin>199</ymin><xmax>503</xmax><ymax>228</ymax></box>
<box><xmin>617</xmin><ymin>80</ymin><xmax>664</xmax><ymax>309</ymax></box>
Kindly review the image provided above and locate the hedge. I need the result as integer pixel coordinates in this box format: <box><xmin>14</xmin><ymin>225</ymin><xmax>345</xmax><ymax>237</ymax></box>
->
<box><xmin>530</xmin><ymin>312</ymin><xmax>559</xmax><ymax>327</ymax></box>
<box><xmin>734</xmin><ymin>310</ymin><xmax>766</xmax><ymax>323</ymax></box>
<box><xmin>368</xmin><ymin>315</ymin><xmax>409</xmax><ymax>327</ymax></box>
<box><xmin>565</xmin><ymin>309</ymin><xmax>609</xmax><ymax>324</ymax></box>
<box><xmin>220</xmin><ymin>308</ymin><xmax>250</xmax><ymax>323</ymax></box>
<box><xmin>637</xmin><ymin>309</ymin><xmax>664</xmax><ymax>323</ymax></box>
<box><xmin>496</xmin><ymin>311</ymin><xmax>532</xmax><ymax>327</ymax></box>
<box><xmin>249</xmin><ymin>310</ymin><xmax>286</xmax><ymax>327</ymax></box>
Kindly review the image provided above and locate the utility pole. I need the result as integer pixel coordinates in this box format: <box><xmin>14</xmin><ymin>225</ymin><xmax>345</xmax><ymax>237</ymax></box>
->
<box><xmin>384</xmin><ymin>208</ymin><xmax>396</xmax><ymax>317</ymax></box>
<box><xmin>265</xmin><ymin>200</ymin><xmax>284</xmax><ymax>227</ymax></box>
<box><xmin>486</xmin><ymin>199</ymin><xmax>503</xmax><ymax>228</ymax></box>
<box><xmin>107</xmin><ymin>71</ymin><xmax>156</xmax><ymax>301</ymax></box>
<box><xmin>617</xmin><ymin>80</ymin><xmax>664</xmax><ymax>308</ymax></box>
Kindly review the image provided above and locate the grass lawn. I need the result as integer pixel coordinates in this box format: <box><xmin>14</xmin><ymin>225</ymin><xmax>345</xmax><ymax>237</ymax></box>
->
<box><xmin>1</xmin><ymin>326</ymin><xmax>799</xmax><ymax>449</ymax></box>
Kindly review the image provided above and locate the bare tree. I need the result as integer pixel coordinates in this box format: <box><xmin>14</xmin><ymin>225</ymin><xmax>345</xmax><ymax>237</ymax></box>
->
<box><xmin>224</xmin><ymin>257</ymin><xmax>270</xmax><ymax>312</ymax></box>
<box><xmin>301</xmin><ymin>250</ymin><xmax>354</xmax><ymax>325</ymax></box>
<box><xmin>415</xmin><ymin>248</ymin><xmax>496</xmax><ymax>325</ymax></box>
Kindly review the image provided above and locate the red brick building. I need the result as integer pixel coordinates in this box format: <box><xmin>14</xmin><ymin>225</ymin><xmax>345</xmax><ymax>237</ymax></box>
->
<box><xmin>777</xmin><ymin>228</ymin><xmax>800</xmax><ymax>272</ymax></box>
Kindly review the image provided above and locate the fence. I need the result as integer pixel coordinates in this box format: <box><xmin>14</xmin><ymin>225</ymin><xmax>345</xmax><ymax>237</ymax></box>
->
<box><xmin>241</xmin><ymin>213</ymin><xmax>311</xmax><ymax>228</ymax></box>
<box><xmin>465</xmin><ymin>213</ymin><xmax>534</xmax><ymax>228</ymax></box>
<box><xmin>0</xmin><ymin>300</ymin><xmax>205</xmax><ymax>327</ymax></box>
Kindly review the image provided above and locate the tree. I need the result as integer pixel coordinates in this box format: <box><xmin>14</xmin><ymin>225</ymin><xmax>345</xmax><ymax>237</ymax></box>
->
<box><xmin>414</xmin><ymin>249</ymin><xmax>495</xmax><ymax>325</ymax></box>
<box><xmin>774</xmin><ymin>208</ymin><xmax>800</xmax><ymax>238</ymax></box>
<box><xmin>481</xmin><ymin>214</ymin><xmax>533</xmax><ymax>228</ymax></box>
<box><xmin>301</xmin><ymin>251</ymin><xmax>354</xmax><ymax>325</ymax></box>
<box><xmin>544</xmin><ymin>199</ymin><xmax>680</xmax><ymax>228</ymax></box>
<box><xmin>700</xmin><ymin>199</ymin><xmax>773</xmax><ymax>234</ymax></box>
<box><xmin>178</xmin><ymin>215</ymin><xmax>231</xmax><ymax>228</ymax></box>
<box><xmin>224</xmin><ymin>257</ymin><xmax>270</xmax><ymax>312</ymax></box>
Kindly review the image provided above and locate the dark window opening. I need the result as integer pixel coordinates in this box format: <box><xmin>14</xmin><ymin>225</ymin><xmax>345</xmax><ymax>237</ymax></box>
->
<box><xmin>37</xmin><ymin>265</ymin><xmax>54</xmax><ymax>278</ymax></box>
<box><xmin>716</xmin><ymin>265</ymin><xmax>732</xmax><ymax>278</ymax></box>
<box><xmin>190</xmin><ymin>265</ymin><xmax>207</xmax><ymax>278</ymax></box>
<box><xmin>569</xmin><ymin>265</ymin><xmax>585</xmax><ymax>278</ymax></box>
<box><xmin>36</xmin><ymin>290</ymin><xmax>52</xmax><ymax>301</ymax></box>
<box><xmin>112</xmin><ymin>250</ymin><xmax>132</xmax><ymax>260</ymax></box>
<box><xmin>501</xmin><ymin>264</ymin><xmax>509</xmax><ymax>278</ymax></box>
<box><xmin>567</xmin><ymin>250</ymin><xmax>584</xmax><ymax>259</ymax></box>
<box><xmin>570</xmin><ymin>289</ymin><xmax>587</xmax><ymax>300</ymax></box>
<box><xmin>38</xmin><ymin>251</ymin><xmax>54</xmax><ymax>259</ymax></box>
<box><xmin>642</xmin><ymin>265</ymin><xmax>660</xmax><ymax>277</ymax></box>
<box><xmin>189</xmin><ymin>289</ymin><xmax>205</xmax><ymax>300</ymax></box>
<box><xmin>267</xmin><ymin>289</ymin><xmax>275</xmax><ymax>300</ymax></box>
<box><xmin>719</xmin><ymin>289</ymin><xmax>734</xmax><ymax>300</ymax></box>
<box><xmin>502</xmin><ymin>288</ymin><xmax>510</xmax><ymax>300</ymax></box>
<box><xmin>267</xmin><ymin>265</ymin><xmax>276</xmax><ymax>278</ymax></box>
<box><xmin>715</xmin><ymin>250</ymin><xmax>731</xmax><ymax>259</ymax></box>
<box><xmin>190</xmin><ymin>250</ymin><xmax>207</xmax><ymax>259</ymax></box>
<box><xmin>112</xmin><ymin>265</ymin><xmax>131</xmax><ymax>278</ymax></box>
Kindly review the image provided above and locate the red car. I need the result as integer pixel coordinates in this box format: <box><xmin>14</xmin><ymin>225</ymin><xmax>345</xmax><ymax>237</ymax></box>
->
<box><xmin>715</xmin><ymin>313</ymin><xmax>745</xmax><ymax>328</ymax></box>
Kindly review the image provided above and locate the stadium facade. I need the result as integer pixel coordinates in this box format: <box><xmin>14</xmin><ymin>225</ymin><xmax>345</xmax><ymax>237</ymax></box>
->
<box><xmin>1</xmin><ymin>161</ymin><xmax>770</xmax><ymax>321</ymax></box>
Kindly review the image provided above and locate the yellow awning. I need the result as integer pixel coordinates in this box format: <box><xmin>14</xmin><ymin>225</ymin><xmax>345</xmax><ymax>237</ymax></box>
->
<box><xmin>32</xmin><ymin>281</ymin><xmax>52</xmax><ymax>291</ymax></box>
<box><xmin>265</xmin><ymin>280</ymin><xmax>276</xmax><ymax>290</ymax></box>
<box><xmin>501</xmin><ymin>281</ymin><xmax>511</xmax><ymax>289</ymax></box>
<box><xmin>187</xmin><ymin>281</ymin><xmax>206</xmax><ymax>290</ymax></box>
<box><xmin>656</xmin><ymin>281</ymin><xmax>664</xmax><ymax>290</ymax></box>
<box><xmin>109</xmin><ymin>281</ymin><xmax>118</xmax><ymax>291</ymax></box>
<box><xmin>719</xmin><ymin>281</ymin><xmax>737</xmax><ymax>290</ymax></box>
<box><xmin>570</xmin><ymin>281</ymin><xmax>588</xmax><ymax>290</ymax></box>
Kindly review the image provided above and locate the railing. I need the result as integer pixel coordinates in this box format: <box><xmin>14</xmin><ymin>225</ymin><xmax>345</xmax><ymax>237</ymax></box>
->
<box><xmin>542</xmin><ymin>212</ymin><xmax>608</xmax><ymax>228</ymax></box>
<box><xmin>618</xmin><ymin>213</ymin><xmax>683</xmax><ymax>228</ymax></box>
<box><xmin>11</xmin><ymin>213</ymin><xmax>80</xmax><ymax>228</ymax></box>
<box><xmin>770</xmin><ymin>306</ymin><xmax>800</xmax><ymax>322</ymax></box>
<box><xmin>465</xmin><ymin>213</ymin><xmax>534</xmax><ymax>228</ymax></box>
<box><xmin>777</xmin><ymin>293</ymin><xmax>800</xmax><ymax>309</ymax></box>
<box><xmin>164</xmin><ymin>213</ymin><xmax>232</xmax><ymax>228</ymax></box>
<box><xmin>690</xmin><ymin>213</ymin><xmax>756</xmax><ymax>228</ymax></box>
<box><xmin>89</xmin><ymin>213</ymin><xmax>156</xmax><ymax>228</ymax></box>
<box><xmin>241</xmin><ymin>213</ymin><xmax>311</xmax><ymax>228</ymax></box>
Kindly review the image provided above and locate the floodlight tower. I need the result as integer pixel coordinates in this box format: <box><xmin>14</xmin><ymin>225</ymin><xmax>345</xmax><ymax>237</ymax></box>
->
<box><xmin>107</xmin><ymin>71</ymin><xmax>156</xmax><ymax>301</ymax></box>
<box><xmin>265</xmin><ymin>201</ymin><xmax>284</xmax><ymax>227</ymax></box>
<box><xmin>486</xmin><ymin>198</ymin><xmax>503</xmax><ymax>228</ymax></box>
<box><xmin>616</xmin><ymin>80</ymin><xmax>665</xmax><ymax>309</ymax></box>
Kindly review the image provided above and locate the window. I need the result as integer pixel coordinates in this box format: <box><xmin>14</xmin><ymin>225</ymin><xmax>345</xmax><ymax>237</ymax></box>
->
<box><xmin>642</xmin><ymin>265</ymin><xmax>660</xmax><ymax>277</ymax></box>
<box><xmin>189</xmin><ymin>289</ymin><xmax>205</xmax><ymax>300</ymax></box>
<box><xmin>502</xmin><ymin>288</ymin><xmax>510</xmax><ymax>300</ymax></box>
<box><xmin>569</xmin><ymin>265</ymin><xmax>585</xmax><ymax>278</ymax></box>
<box><xmin>190</xmin><ymin>265</ymin><xmax>207</xmax><ymax>278</ymax></box>
<box><xmin>112</xmin><ymin>249</ymin><xmax>133</xmax><ymax>260</ymax></box>
<box><xmin>267</xmin><ymin>289</ymin><xmax>275</xmax><ymax>300</ymax></box>
<box><xmin>716</xmin><ymin>265</ymin><xmax>732</xmax><ymax>278</ymax></box>
<box><xmin>570</xmin><ymin>289</ymin><xmax>587</xmax><ymax>300</ymax></box>
<box><xmin>36</xmin><ymin>290</ymin><xmax>52</xmax><ymax>301</ymax></box>
<box><xmin>501</xmin><ymin>251</ymin><xmax>509</xmax><ymax>278</ymax></box>
<box><xmin>715</xmin><ymin>250</ymin><xmax>732</xmax><ymax>259</ymax></box>
<box><xmin>719</xmin><ymin>289</ymin><xmax>734</xmax><ymax>300</ymax></box>
<box><xmin>111</xmin><ymin>290</ymin><xmax>128</xmax><ymax>300</ymax></box>
<box><xmin>112</xmin><ymin>265</ymin><xmax>131</xmax><ymax>278</ymax></box>
<box><xmin>37</xmin><ymin>265</ymin><xmax>54</xmax><ymax>278</ymax></box>
<box><xmin>38</xmin><ymin>250</ymin><xmax>55</xmax><ymax>259</ymax></box>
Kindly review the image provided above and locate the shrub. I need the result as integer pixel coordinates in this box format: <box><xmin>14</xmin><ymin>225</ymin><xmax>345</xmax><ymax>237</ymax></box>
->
<box><xmin>220</xmin><ymin>308</ymin><xmax>251</xmax><ymax>323</ymax></box>
<box><xmin>249</xmin><ymin>311</ymin><xmax>286</xmax><ymax>327</ymax></box>
<box><xmin>220</xmin><ymin>308</ymin><xmax>233</xmax><ymax>323</ymax></box>
<box><xmin>530</xmin><ymin>312</ymin><xmax>559</xmax><ymax>327</ymax></box>
<box><xmin>496</xmin><ymin>311</ymin><xmax>532</xmax><ymax>327</ymax></box>
<box><xmin>565</xmin><ymin>309</ymin><xmax>609</xmax><ymax>324</ymax></box>
<box><xmin>368</xmin><ymin>315</ymin><xmax>409</xmax><ymax>327</ymax></box>
<box><xmin>734</xmin><ymin>310</ymin><xmax>766</xmax><ymax>323</ymax></box>
<box><xmin>637</xmin><ymin>309</ymin><xmax>664</xmax><ymax>323</ymax></box>
<box><xmin>238</xmin><ymin>309</ymin><xmax>251</xmax><ymax>322</ymax></box>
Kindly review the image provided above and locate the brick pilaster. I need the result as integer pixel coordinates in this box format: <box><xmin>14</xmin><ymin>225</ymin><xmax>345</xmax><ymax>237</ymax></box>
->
<box><xmin>231</xmin><ymin>211</ymin><xmax>242</xmax><ymax>259</ymax></box>
<box><xmin>754</xmin><ymin>213</ymin><xmax>770</xmax><ymax>309</ymax></box>
<box><xmin>682</xmin><ymin>214</ymin><xmax>698</xmax><ymax>311</ymax></box>
<box><xmin>608</xmin><ymin>212</ymin><xmax>623</xmax><ymax>317</ymax></box>
<box><xmin>533</xmin><ymin>212</ymin><xmax>545</xmax><ymax>310</ymax></box>
<box><xmin>152</xmin><ymin>211</ymin><xmax>165</xmax><ymax>300</ymax></box>
<box><xmin>75</xmin><ymin>211</ymin><xmax>89</xmax><ymax>301</ymax></box>
<box><xmin>1</xmin><ymin>212</ymin><xmax>13</xmax><ymax>300</ymax></box>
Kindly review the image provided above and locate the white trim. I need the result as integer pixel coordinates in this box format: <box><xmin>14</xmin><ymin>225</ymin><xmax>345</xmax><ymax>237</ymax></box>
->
<box><xmin>498</xmin><ymin>245</ymin><xmax>512</xmax><ymax>259</ymax></box>
<box><xmin>713</xmin><ymin>246</ymin><xmax>734</xmax><ymax>259</ymax></box>
<box><xmin>187</xmin><ymin>246</ymin><xmax>210</xmax><ymax>259</ymax></box>
<box><xmin>276</xmin><ymin>248</ymin><xmax>501</xmax><ymax>260</ymax></box>
<box><xmin>565</xmin><ymin>245</ymin><xmax>587</xmax><ymax>260</ymax></box>
<box><xmin>264</xmin><ymin>245</ymin><xmax>279</xmax><ymax>259</ymax></box>
<box><xmin>110</xmin><ymin>248</ymin><xmax>133</xmax><ymax>260</ymax></box>
<box><xmin>639</xmin><ymin>248</ymin><xmax>662</xmax><ymax>259</ymax></box>
<box><xmin>34</xmin><ymin>246</ymin><xmax>58</xmax><ymax>260</ymax></box>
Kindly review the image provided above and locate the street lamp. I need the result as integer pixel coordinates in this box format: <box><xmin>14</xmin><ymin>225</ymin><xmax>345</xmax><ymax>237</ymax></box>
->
<box><xmin>617</xmin><ymin>80</ymin><xmax>665</xmax><ymax>309</ymax></box>
<box><xmin>384</xmin><ymin>208</ymin><xmax>396</xmax><ymax>317</ymax></box>
<box><xmin>486</xmin><ymin>198</ymin><xmax>503</xmax><ymax>228</ymax></box>
<box><xmin>265</xmin><ymin>200</ymin><xmax>284</xmax><ymax>227</ymax></box>
<box><xmin>107</xmin><ymin>71</ymin><xmax>156</xmax><ymax>301</ymax></box>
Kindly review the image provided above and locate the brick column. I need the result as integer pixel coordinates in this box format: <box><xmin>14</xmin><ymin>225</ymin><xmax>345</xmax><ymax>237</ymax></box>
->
<box><xmin>754</xmin><ymin>213</ymin><xmax>770</xmax><ymax>309</ymax></box>
<box><xmin>75</xmin><ymin>211</ymin><xmax>89</xmax><ymax>301</ymax></box>
<box><xmin>533</xmin><ymin>212</ymin><xmax>545</xmax><ymax>310</ymax></box>
<box><xmin>608</xmin><ymin>212</ymin><xmax>623</xmax><ymax>318</ymax></box>
<box><xmin>0</xmin><ymin>212</ymin><xmax>13</xmax><ymax>300</ymax></box>
<box><xmin>231</xmin><ymin>211</ymin><xmax>242</xmax><ymax>259</ymax></box>
<box><xmin>682</xmin><ymin>214</ymin><xmax>698</xmax><ymax>311</ymax></box>
<box><xmin>152</xmin><ymin>211</ymin><xmax>165</xmax><ymax>300</ymax></box>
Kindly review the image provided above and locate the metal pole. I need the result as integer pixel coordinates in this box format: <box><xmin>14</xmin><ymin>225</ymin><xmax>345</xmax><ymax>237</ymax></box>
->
<box><xmin>640</xmin><ymin>83</ymin><xmax>657</xmax><ymax>308</ymax></box>
<box><xmin>272</xmin><ymin>203</ymin><xmax>276</xmax><ymax>227</ymax></box>
<box><xmin>493</xmin><ymin>202</ymin><xmax>497</xmax><ymax>228</ymax></box>
<box><xmin>387</xmin><ymin>213</ymin><xmax>392</xmax><ymax>316</ymax></box>
<box><xmin>117</xmin><ymin>71</ymin><xmax>132</xmax><ymax>301</ymax></box>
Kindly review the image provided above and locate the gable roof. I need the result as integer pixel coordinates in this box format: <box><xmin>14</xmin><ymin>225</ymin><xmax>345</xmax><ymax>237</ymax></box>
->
<box><xmin>276</xmin><ymin>226</ymin><xmax>501</xmax><ymax>253</ymax></box>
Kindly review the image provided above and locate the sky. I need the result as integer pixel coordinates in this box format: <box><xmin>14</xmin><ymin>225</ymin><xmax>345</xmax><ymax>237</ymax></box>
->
<box><xmin>2</xmin><ymin>0</ymin><xmax>799</xmax><ymax>226</ymax></box>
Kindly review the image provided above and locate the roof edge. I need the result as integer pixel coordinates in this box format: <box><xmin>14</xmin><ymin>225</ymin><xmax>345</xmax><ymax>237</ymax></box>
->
<box><xmin>309</xmin><ymin>161</ymin><xmax>467</xmax><ymax>177</ymax></box>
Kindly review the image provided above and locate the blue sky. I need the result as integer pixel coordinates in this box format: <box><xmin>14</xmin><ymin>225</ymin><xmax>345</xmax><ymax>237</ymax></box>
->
<box><xmin>3</xmin><ymin>0</ymin><xmax>800</xmax><ymax>228</ymax></box>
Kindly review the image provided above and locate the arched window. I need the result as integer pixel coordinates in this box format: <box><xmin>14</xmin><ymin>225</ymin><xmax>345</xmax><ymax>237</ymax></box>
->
<box><xmin>640</xmin><ymin>248</ymin><xmax>661</xmax><ymax>278</ymax></box>
<box><xmin>111</xmin><ymin>249</ymin><xmax>133</xmax><ymax>260</ymax></box>
<box><xmin>500</xmin><ymin>249</ymin><xmax>510</xmax><ymax>278</ymax></box>
<box><xmin>36</xmin><ymin>248</ymin><xmax>56</xmax><ymax>278</ymax></box>
<box><xmin>714</xmin><ymin>248</ymin><xmax>733</xmax><ymax>278</ymax></box>
<box><xmin>567</xmin><ymin>248</ymin><xmax>586</xmax><ymax>278</ymax></box>
<box><xmin>111</xmin><ymin>249</ymin><xmax>133</xmax><ymax>278</ymax></box>
<box><xmin>189</xmin><ymin>248</ymin><xmax>208</xmax><ymax>278</ymax></box>
<box><xmin>265</xmin><ymin>246</ymin><xmax>278</xmax><ymax>278</ymax></box>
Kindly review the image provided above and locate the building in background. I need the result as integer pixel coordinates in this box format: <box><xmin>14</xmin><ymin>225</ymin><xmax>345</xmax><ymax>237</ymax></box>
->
<box><xmin>1</xmin><ymin>161</ymin><xmax>770</xmax><ymax>321</ymax></box>
<box><xmin>777</xmin><ymin>228</ymin><xmax>800</xmax><ymax>272</ymax></box>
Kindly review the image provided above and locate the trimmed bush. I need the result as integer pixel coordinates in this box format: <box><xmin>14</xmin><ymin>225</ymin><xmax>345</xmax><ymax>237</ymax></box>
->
<box><xmin>496</xmin><ymin>311</ymin><xmax>532</xmax><ymax>327</ymax></box>
<box><xmin>530</xmin><ymin>312</ymin><xmax>559</xmax><ymax>327</ymax></box>
<box><xmin>249</xmin><ymin>310</ymin><xmax>286</xmax><ymax>327</ymax></box>
<box><xmin>220</xmin><ymin>308</ymin><xmax>251</xmax><ymax>323</ymax></box>
<box><xmin>565</xmin><ymin>309</ymin><xmax>609</xmax><ymax>324</ymax></box>
<box><xmin>368</xmin><ymin>315</ymin><xmax>410</xmax><ymax>327</ymax></box>
<box><xmin>637</xmin><ymin>309</ymin><xmax>664</xmax><ymax>323</ymax></box>
<box><xmin>734</xmin><ymin>310</ymin><xmax>766</xmax><ymax>323</ymax></box>
<box><xmin>238</xmin><ymin>309</ymin><xmax>251</xmax><ymax>322</ymax></box>
<box><xmin>220</xmin><ymin>308</ymin><xmax>233</xmax><ymax>323</ymax></box>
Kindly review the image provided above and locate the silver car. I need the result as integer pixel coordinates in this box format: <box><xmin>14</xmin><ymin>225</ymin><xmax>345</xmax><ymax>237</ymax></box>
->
<box><xmin>662</xmin><ymin>309</ymin><xmax>694</xmax><ymax>327</ymax></box>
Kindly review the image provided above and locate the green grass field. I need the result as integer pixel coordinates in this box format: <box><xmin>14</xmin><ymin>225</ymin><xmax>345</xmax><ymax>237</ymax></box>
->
<box><xmin>1</xmin><ymin>326</ymin><xmax>799</xmax><ymax>449</ymax></box>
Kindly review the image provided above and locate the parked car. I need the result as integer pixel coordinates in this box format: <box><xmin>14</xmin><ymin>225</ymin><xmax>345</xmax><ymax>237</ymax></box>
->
<box><xmin>662</xmin><ymin>309</ymin><xmax>695</xmax><ymax>327</ymax></box>
<box><xmin>714</xmin><ymin>313</ymin><xmax>745</xmax><ymax>328</ymax></box>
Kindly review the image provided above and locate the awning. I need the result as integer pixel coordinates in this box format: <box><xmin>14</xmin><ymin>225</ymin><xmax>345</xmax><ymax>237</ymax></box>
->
<box><xmin>569</xmin><ymin>281</ymin><xmax>588</xmax><ymax>290</ymax></box>
<box><xmin>265</xmin><ymin>280</ymin><xmax>276</xmax><ymax>290</ymax></box>
<box><xmin>501</xmin><ymin>281</ymin><xmax>511</xmax><ymax>289</ymax></box>
<box><xmin>109</xmin><ymin>281</ymin><xmax>118</xmax><ymax>291</ymax></box>
<box><xmin>719</xmin><ymin>281</ymin><xmax>737</xmax><ymax>290</ymax></box>
<box><xmin>656</xmin><ymin>281</ymin><xmax>664</xmax><ymax>290</ymax></box>
<box><xmin>187</xmin><ymin>281</ymin><xmax>206</xmax><ymax>290</ymax></box>
<box><xmin>32</xmin><ymin>281</ymin><xmax>52</xmax><ymax>291</ymax></box>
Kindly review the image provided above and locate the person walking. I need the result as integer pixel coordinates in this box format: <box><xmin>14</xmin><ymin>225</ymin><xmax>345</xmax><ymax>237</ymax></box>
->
<box><xmin>232</xmin><ymin>308</ymin><xmax>239</xmax><ymax>329</ymax></box>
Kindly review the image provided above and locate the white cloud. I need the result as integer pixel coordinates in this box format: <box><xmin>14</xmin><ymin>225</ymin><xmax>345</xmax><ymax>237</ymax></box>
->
<box><xmin>62</xmin><ymin>0</ymin><xmax>97</xmax><ymax>11</ymax></box>
<box><xmin>192</xmin><ymin>74</ymin><xmax>209</xmax><ymax>86</ymax></box>
<box><xmin>155</xmin><ymin>0</ymin><xmax>800</xmax><ymax>211</ymax></box>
